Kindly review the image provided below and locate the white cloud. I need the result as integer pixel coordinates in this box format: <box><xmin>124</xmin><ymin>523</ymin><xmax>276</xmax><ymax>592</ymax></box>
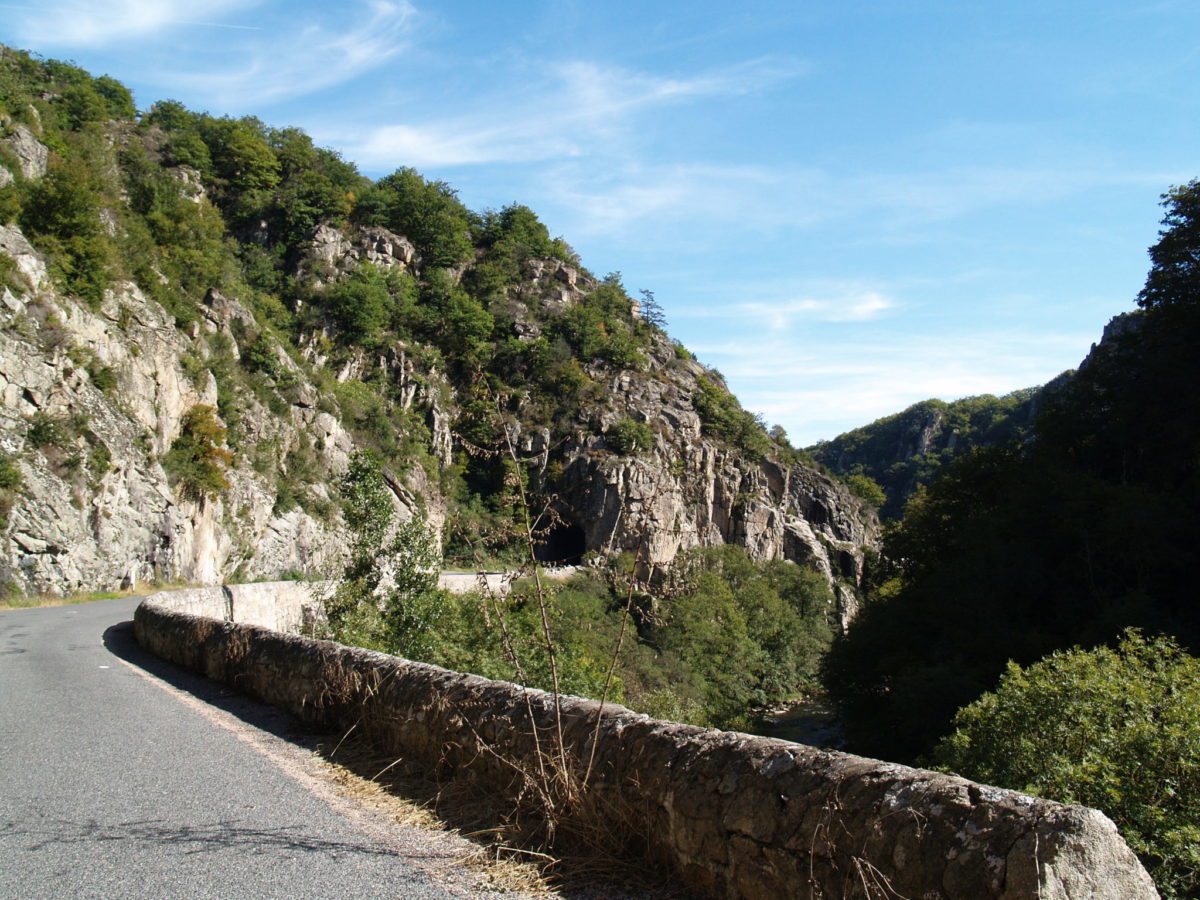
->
<box><xmin>3</xmin><ymin>0</ymin><xmax>416</xmax><ymax>107</ymax></box>
<box><xmin>170</xmin><ymin>0</ymin><xmax>417</xmax><ymax>106</ymax></box>
<box><xmin>686</xmin><ymin>329</ymin><xmax>1093</xmax><ymax>446</ymax></box>
<box><xmin>1</xmin><ymin>0</ymin><xmax>256</xmax><ymax>46</ymax></box>
<box><xmin>341</xmin><ymin>55</ymin><xmax>807</xmax><ymax>170</ymax></box>
<box><xmin>736</xmin><ymin>291</ymin><xmax>894</xmax><ymax>327</ymax></box>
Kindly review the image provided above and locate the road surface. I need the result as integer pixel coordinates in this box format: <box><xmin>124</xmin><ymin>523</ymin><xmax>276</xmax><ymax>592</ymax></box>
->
<box><xmin>0</xmin><ymin>597</ymin><xmax>532</xmax><ymax>900</ymax></box>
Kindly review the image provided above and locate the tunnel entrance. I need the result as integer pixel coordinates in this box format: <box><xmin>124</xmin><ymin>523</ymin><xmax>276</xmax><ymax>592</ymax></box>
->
<box><xmin>535</xmin><ymin>520</ymin><xmax>587</xmax><ymax>566</ymax></box>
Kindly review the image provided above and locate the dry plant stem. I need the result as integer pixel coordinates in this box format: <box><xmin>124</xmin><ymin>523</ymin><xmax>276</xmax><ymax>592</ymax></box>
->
<box><xmin>582</xmin><ymin>531</ymin><xmax>644</xmax><ymax>789</ymax></box>
<box><xmin>481</xmin><ymin>574</ymin><xmax>552</xmax><ymax>794</ymax></box>
<box><xmin>503</xmin><ymin>424</ymin><xmax>570</xmax><ymax>784</ymax></box>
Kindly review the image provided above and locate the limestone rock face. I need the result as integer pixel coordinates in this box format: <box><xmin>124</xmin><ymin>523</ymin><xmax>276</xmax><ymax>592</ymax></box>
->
<box><xmin>0</xmin><ymin>120</ymin><xmax>48</xmax><ymax>183</ymax></box>
<box><xmin>300</xmin><ymin>222</ymin><xmax>419</xmax><ymax>287</ymax></box>
<box><xmin>0</xmin><ymin>224</ymin><xmax>432</xmax><ymax>595</ymax></box>
<box><xmin>1</xmin><ymin>208</ymin><xmax>877</xmax><ymax>603</ymax></box>
<box><xmin>542</xmin><ymin>334</ymin><xmax>879</xmax><ymax>617</ymax></box>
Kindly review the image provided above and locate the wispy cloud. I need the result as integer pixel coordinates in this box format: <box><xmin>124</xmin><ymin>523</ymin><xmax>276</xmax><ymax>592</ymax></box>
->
<box><xmin>686</xmin><ymin>329</ymin><xmax>1093</xmax><ymax>445</ymax></box>
<box><xmin>342</xmin><ymin>55</ymin><xmax>807</xmax><ymax>169</ymax></box>
<box><xmin>726</xmin><ymin>291</ymin><xmax>895</xmax><ymax>327</ymax></box>
<box><xmin>3</xmin><ymin>0</ymin><xmax>416</xmax><ymax>108</ymax></box>
<box><xmin>1</xmin><ymin>0</ymin><xmax>255</xmax><ymax>46</ymax></box>
<box><xmin>169</xmin><ymin>1</ymin><xmax>417</xmax><ymax>106</ymax></box>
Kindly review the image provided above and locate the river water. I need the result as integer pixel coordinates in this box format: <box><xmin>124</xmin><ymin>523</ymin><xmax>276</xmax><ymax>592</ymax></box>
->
<box><xmin>752</xmin><ymin>697</ymin><xmax>846</xmax><ymax>749</ymax></box>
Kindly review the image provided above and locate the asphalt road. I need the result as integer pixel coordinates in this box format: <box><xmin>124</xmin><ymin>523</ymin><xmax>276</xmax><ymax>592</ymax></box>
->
<box><xmin>0</xmin><ymin>597</ymin><xmax>523</xmax><ymax>900</ymax></box>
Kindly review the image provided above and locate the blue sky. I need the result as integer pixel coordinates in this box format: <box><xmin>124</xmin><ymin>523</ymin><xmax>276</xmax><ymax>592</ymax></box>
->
<box><xmin>4</xmin><ymin>1</ymin><xmax>1198</xmax><ymax>444</ymax></box>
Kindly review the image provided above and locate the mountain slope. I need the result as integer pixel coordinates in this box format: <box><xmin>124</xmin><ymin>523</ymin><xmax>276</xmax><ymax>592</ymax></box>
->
<box><xmin>0</xmin><ymin>46</ymin><xmax>878</xmax><ymax>606</ymax></box>
<box><xmin>810</xmin><ymin>388</ymin><xmax>1043</xmax><ymax>519</ymax></box>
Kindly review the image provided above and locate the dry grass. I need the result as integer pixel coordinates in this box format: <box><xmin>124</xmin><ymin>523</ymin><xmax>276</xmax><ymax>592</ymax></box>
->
<box><xmin>0</xmin><ymin>582</ymin><xmax>173</xmax><ymax>610</ymax></box>
<box><xmin>316</xmin><ymin>737</ymin><xmax>554</xmax><ymax>896</ymax></box>
<box><xmin>316</xmin><ymin>734</ymin><xmax>686</xmax><ymax>899</ymax></box>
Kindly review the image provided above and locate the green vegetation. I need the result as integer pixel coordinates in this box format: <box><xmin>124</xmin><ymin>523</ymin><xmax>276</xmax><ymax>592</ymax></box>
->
<box><xmin>162</xmin><ymin>405</ymin><xmax>234</xmax><ymax>501</ymax></box>
<box><xmin>607</xmin><ymin>417</ymin><xmax>654</xmax><ymax>455</ymax></box>
<box><xmin>823</xmin><ymin>183</ymin><xmax>1200</xmax><ymax>896</ymax></box>
<box><xmin>810</xmin><ymin>390</ymin><xmax>1037</xmax><ymax>519</ymax></box>
<box><xmin>0</xmin><ymin>46</ymin><xmax>688</xmax><ymax>555</ymax></box>
<box><xmin>844</xmin><ymin>472</ymin><xmax>885</xmax><ymax>507</ymax></box>
<box><xmin>692</xmin><ymin>374</ymin><xmax>772</xmax><ymax>457</ymax></box>
<box><xmin>930</xmin><ymin>631</ymin><xmax>1200</xmax><ymax>899</ymax></box>
<box><xmin>0</xmin><ymin>449</ymin><xmax>21</xmax><ymax>530</ymax></box>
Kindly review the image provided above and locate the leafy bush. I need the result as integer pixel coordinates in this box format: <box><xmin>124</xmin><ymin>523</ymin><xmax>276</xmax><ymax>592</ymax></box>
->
<box><xmin>20</xmin><ymin>157</ymin><xmax>113</xmax><ymax>308</ymax></box>
<box><xmin>0</xmin><ymin>451</ymin><xmax>20</xmax><ymax>491</ymax></box>
<box><xmin>845</xmin><ymin>472</ymin><xmax>886</xmax><ymax>507</ymax></box>
<box><xmin>26</xmin><ymin>412</ymin><xmax>73</xmax><ymax>449</ymax></box>
<box><xmin>356</xmin><ymin>166</ymin><xmax>473</xmax><ymax>267</ymax></box>
<box><xmin>323</xmin><ymin>262</ymin><xmax>395</xmax><ymax>346</ymax></box>
<box><xmin>652</xmin><ymin>546</ymin><xmax>835</xmax><ymax>727</ymax></box>
<box><xmin>608</xmin><ymin>418</ymin><xmax>654</xmax><ymax>455</ymax></box>
<box><xmin>327</xmin><ymin>451</ymin><xmax>446</xmax><ymax>658</ymax></box>
<box><xmin>0</xmin><ymin>449</ymin><xmax>21</xmax><ymax>530</ymax></box>
<box><xmin>162</xmin><ymin>405</ymin><xmax>234</xmax><ymax>501</ymax></box>
<box><xmin>692</xmin><ymin>376</ymin><xmax>771</xmax><ymax>457</ymax></box>
<box><xmin>930</xmin><ymin>630</ymin><xmax>1200</xmax><ymax>899</ymax></box>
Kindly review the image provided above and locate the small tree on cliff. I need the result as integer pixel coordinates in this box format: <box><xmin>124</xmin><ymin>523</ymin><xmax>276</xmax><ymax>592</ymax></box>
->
<box><xmin>163</xmin><ymin>405</ymin><xmax>233</xmax><ymax>502</ymax></box>
<box><xmin>327</xmin><ymin>450</ymin><xmax>443</xmax><ymax>658</ymax></box>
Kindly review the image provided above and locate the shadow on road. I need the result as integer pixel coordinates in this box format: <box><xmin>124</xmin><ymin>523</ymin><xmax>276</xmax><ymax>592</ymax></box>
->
<box><xmin>102</xmin><ymin>616</ymin><xmax>689</xmax><ymax>899</ymax></box>
<box><xmin>101</xmin><ymin>620</ymin><xmax>326</xmax><ymax>753</ymax></box>
<box><xmin>1</xmin><ymin>815</ymin><xmax>396</xmax><ymax>859</ymax></box>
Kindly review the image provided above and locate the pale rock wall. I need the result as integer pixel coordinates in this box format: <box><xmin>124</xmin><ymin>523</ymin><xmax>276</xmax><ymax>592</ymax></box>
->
<box><xmin>135</xmin><ymin>584</ymin><xmax>1160</xmax><ymax>900</ymax></box>
<box><xmin>0</xmin><ymin>220</ymin><xmax>412</xmax><ymax>594</ymax></box>
<box><xmin>552</xmin><ymin>335</ymin><xmax>879</xmax><ymax>617</ymax></box>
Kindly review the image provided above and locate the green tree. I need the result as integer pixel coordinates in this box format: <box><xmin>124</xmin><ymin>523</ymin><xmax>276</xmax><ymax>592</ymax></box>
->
<box><xmin>607</xmin><ymin>418</ymin><xmax>655</xmax><ymax>455</ymax></box>
<box><xmin>324</xmin><ymin>262</ymin><xmax>395</xmax><ymax>346</ymax></box>
<box><xmin>163</xmin><ymin>405</ymin><xmax>234</xmax><ymax>501</ymax></box>
<box><xmin>199</xmin><ymin>116</ymin><xmax>281</xmax><ymax>193</ymax></box>
<box><xmin>845</xmin><ymin>472</ymin><xmax>886</xmax><ymax>507</ymax></box>
<box><xmin>930</xmin><ymin>631</ymin><xmax>1200</xmax><ymax>899</ymax></box>
<box><xmin>359</xmin><ymin>167</ymin><xmax>473</xmax><ymax>266</ymax></box>
<box><xmin>328</xmin><ymin>451</ymin><xmax>445</xmax><ymax>659</ymax></box>
<box><xmin>654</xmin><ymin>546</ymin><xmax>834</xmax><ymax>727</ymax></box>
<box><xmin>20</xmin><ymin>156</ymin><xmax>112</xmax><ymax>307</ymax></box>
<box><xmin>1138</xmin><ymin>180</ymin><xmax>1200</xmax><ymax>312</ymax></box>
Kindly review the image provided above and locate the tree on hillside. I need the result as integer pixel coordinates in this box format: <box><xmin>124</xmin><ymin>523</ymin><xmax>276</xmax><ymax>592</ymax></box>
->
<box><xmin>824</xmin><ymin>183</ymin><xmax>1200</xmax><ymax>763</ymax></box>
<box><xmin>326</xmin><ymin>451</ymin><xmax>444</xmax><ymax>659</ymax></box>
<box><xmin>930</xmin><ymin>631</ymin><xmax>1200</xmax><ymax>899</ymax></box>
<box><xmin>1138</xmin><ymin>180</ymin><xmax>1200</xmax><ymax>312</ymax></box>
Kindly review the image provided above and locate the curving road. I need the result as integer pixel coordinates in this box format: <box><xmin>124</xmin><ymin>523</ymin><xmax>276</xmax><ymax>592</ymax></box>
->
<box><xmin>0</xmin><ymin>597</ymin><xmax>532</xmax><ymax>900</ymax></box>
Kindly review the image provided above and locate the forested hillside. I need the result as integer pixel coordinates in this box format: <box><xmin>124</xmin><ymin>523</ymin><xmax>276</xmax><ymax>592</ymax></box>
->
<box><xmin>809</xmin><ymin>389</ymin><xmax>1040</xmax><ymax>519</ymax></box>
<box><xmin>0</xmin><ymin>46</ymin><xmax>880</xmax><ymax>729</ymax></box>
<box><xmin>824</xmin><ymin>183</ymin><xmax>1200</xmax><ymax>897</ymax></box>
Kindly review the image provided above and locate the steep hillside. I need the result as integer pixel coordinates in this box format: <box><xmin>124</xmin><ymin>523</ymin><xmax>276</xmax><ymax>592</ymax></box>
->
<box><xmin>825</xmin><ymin>182</ymin><xmax>1200</xmax><ymax>764</ymax></box>
<box><xmin>810</xmin><ymin>388</ymin><xmax>1041</xmax><ymax>519</ymax></box>
<box><xmin>0</xmin><ymin>46</ymin><xmax>878</xmax><ymax>608</ymax></box>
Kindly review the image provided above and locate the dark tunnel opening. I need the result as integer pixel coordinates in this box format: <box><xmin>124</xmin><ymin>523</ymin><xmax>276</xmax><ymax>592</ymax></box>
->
<box><xmin>535</xmin><ymin>521</ymin><xmax>587</xmax><ymax>566</ymax></box>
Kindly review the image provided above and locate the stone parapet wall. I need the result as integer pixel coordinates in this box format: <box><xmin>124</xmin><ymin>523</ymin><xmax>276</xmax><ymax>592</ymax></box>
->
<box><xmin>134</xmin><ymin>585</ymin><xmax>1158</xmax><ymax>900</ymax></box>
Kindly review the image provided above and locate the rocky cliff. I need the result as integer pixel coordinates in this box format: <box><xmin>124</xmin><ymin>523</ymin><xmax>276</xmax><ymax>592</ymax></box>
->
<box><xmin>0</xmin><ymin>51</ymin><xmax>878</xmax><ymax>606</ymax></box>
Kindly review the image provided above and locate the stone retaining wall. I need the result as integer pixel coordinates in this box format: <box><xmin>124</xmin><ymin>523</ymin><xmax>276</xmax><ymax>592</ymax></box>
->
<box><xmin>134</xmin><ymin>584</ymin><xmax>1159</xmax><ymax>900</ymax></box>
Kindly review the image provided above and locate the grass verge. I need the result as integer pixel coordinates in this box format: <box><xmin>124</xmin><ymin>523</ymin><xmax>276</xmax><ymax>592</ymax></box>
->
<box><xmin>0</xmin><ymin>582</ymin><xmax>186</xmax><ymax>611</ymax></box>
<box><xmin>318</xmin><ymin>734</ymin><xmax>686</xmax><ymax>899</ymax></box>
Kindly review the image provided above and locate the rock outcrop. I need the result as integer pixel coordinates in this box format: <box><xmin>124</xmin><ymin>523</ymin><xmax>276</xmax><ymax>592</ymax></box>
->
<box><xmin>0</xmin><ymin>111</ymin><xmax>877</xmax><ymax>600</ymax></box>
<box><xmin>544</xmin><ymin>333</ymin><xmax>877</xmax><ymax>619</ymax></box>
<box><xmin>0</xmin><ymin>217</ymin><xmax>434</xmax><ymax>594</ymax></box>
